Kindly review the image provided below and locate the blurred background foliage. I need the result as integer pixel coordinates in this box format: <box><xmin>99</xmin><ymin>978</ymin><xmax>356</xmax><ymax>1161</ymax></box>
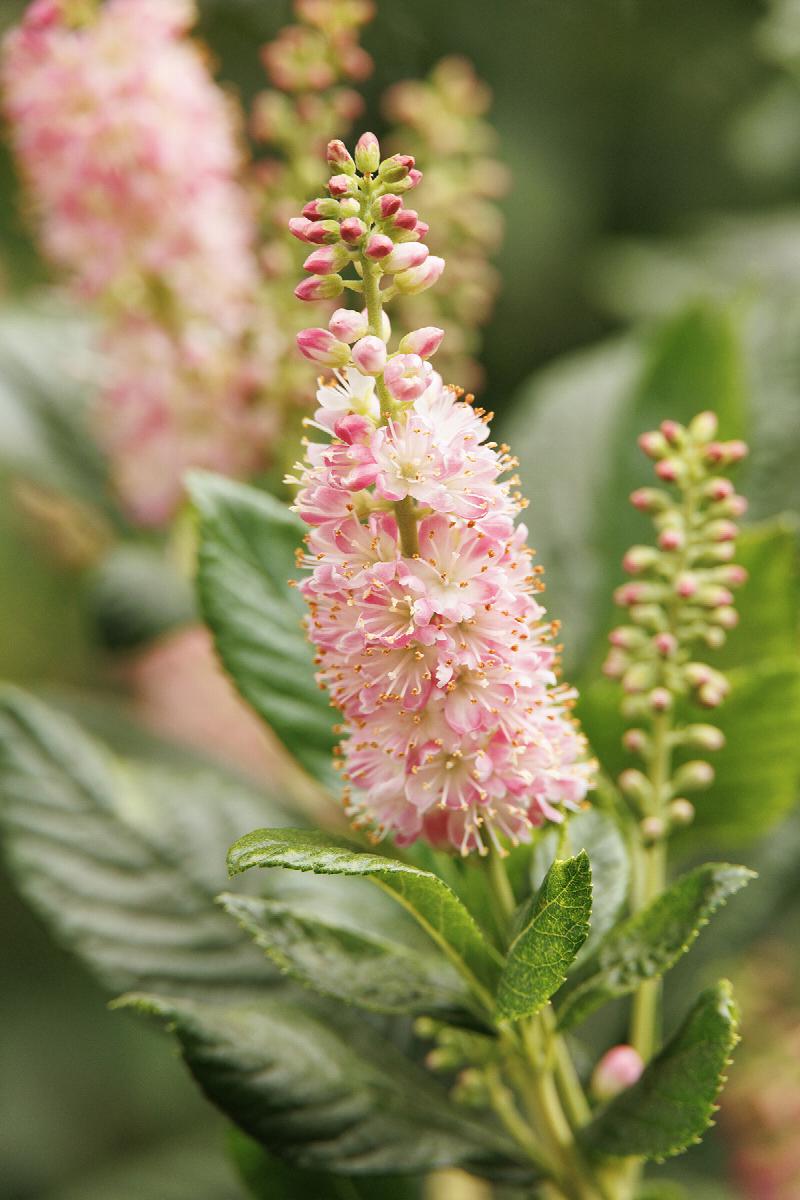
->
<box><xmin>1</xmin><ymin>1</ymin><xmax>800</xmax><ymax>1198</ymax></box>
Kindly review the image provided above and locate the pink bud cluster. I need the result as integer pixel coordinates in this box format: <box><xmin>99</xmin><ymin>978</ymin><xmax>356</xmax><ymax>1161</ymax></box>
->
<box><xmin>287</xmin><ymin>135</ymin><xmax>593</xmax><ymax>856</ymax></box>
<box><xmin>382</xmin><ymin>57</ymin><xmax>509</xmax><ymax>387</ymax></box>
<box><xmin>606</xmin><ymin>411</ymin><xmax>748</xmax><ymax>829</ymax></box>
<box><xmin>1</xmin><ymin>0</ymin><xmax>270</xmax><ymax>524</ymax></box>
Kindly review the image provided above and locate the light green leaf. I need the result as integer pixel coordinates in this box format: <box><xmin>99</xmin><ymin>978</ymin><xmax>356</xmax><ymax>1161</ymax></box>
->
<box><xmin>188</xmin><ymin>472</ymin><xmax>338</xmax><ymax>788</ymax></box>
<box><xmin>227</xmin><ymin>827</ymin><xmax>502</xmax><ymax>1009</ymax></box>
<box><xmin>582</xmin><ymin>980</ymin><xmax>739</xmax><ymax>1160</ymax></box>
<box><xmin>496</xmin><ymin>852</ymin><xmax>592</xmax><ymax>1022</ymax></box>
<box><xmin>220</xmin><ymin>892</ymin><xmax>472</xmax><ymax>1016</ymax></box>
<box><xmin>556</xmin><ymin>863</ymin><xmax>753</xmax><ymax>1030</ymax></box>
<box><xmin>0</xmin><ymin>686</ymin><xmax>281</xmax><ymax>996</ymax></box>
<box><xmin>532</xmin><ymin>807</ymin><xmax>629</xmax><ymax>957</ymax></box>
<box><xmin>119</xmin><ymin>991</ymin><xmax>531</xmax><ymax>1181</ymax></box>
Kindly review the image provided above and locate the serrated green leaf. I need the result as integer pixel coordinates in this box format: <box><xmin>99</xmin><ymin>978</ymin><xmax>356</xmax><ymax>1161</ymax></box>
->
<box><xmin>496</xmin><ymin>852</ymin><xmax>592</xmax><ymax>1021</ymax></box>
<box><xmin>0</xmin><ymin>686</ymin><xmax>282</xmax><ymax>996</ymax></box>
<box><xmin>119</xmin><ymin>991</ymin><xmax>531</xmax><ymax>1182</ymax></box>
<box><xmin>220</xmin><ymin>892</ymin><xmax>472</xmax><ymax>1016</ymax></box>
<box><xmin>556</xmin><ymin>863</ymin><xmax>753</xmax><ymax>1030</ymax></box>
<box><xmin>532</xmin><ymin>807</ymin><xmax>629</xmax><ymax>957</ymax></box>
<box><xmin>187</xmin><ymin>472</ymin><xmax>338</xmax><ymax>788</ymax></box>
<box><xmin>582</xmin><ymin>980</ymin><xmax>739</xmax><ymax>1160</ymax></box>
<box><xmin>227</xmin><ymin>827</ymin><xmax>501</xmax><ymax>1009</ymax></box>
<box><xmin>579</xmin><ymin>659</ymin><xmax>800</xmax><ymax>845</ymax></box>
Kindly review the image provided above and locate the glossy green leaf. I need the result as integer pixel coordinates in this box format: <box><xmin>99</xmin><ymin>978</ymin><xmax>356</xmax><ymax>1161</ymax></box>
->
<box><xmin>120</xmin><ymin>991</ymin><xmax>530</xmax><ymax>1181</ymax></box>
<box><xmin>531</xmin><ymin>807</ymin><xmax>629</xmax><ymax>956</ymax></box>
<box><xmin>220</xmin><ymin>892</ymin><xmax>472</xmax><ymax>1016</ymax></box>
<box><xmin>0</xmin><ymin>686</ymin><xmax>281</xmax><ymax>995</ymax></box>
<box><xmin>227</xmin><ymin>827</ymin><xmax>502</xmax><ymax>1008</ymax></box>
<box><xmin>582</xmin><ymin>980</ymin><xmax>739</xmax><ymax>1160</ymax></box>
<box><xmin>556</xmin><ymin>863</ymin><xmax>753</xmax><ymax>1030</ymax></box>
<box><xmin>496</xmin><ymin>852</ymin><xmax>592</xmax><ymax>1021</ymax></box>
<box><xmin>188</xmin><ymin>472</ymin><xmax>338</xmax><ymax>787</ymax></box>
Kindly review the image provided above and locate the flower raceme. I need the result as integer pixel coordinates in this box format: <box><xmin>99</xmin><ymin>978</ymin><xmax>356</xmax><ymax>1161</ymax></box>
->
<box><xmin>288</xmin><ymin>133</ymin><xmax>593</xmax><ymax>856</ymax></box>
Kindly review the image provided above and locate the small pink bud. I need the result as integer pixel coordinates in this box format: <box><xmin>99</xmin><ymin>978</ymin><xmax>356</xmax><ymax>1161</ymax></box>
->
<box><xmin>705</xmin><ymin>440</ymin><xmax>749</xmax><ymax>465</ymax></box>
<box><xmin>712</xmin><ymin>606</ymin><xmax>739</xmax><ymax>630</ymax></box>
<box><xmin>653</xmin><ymin>632</ymin><xmax>677</xmax><ymax>656</ymax></box>
<box><xmin>660</xmin><ymin>419</ymin><xmax>684</xmax><ymax>444</ymax></box>
<box><xmin>609</xmin><ymin>626</ymin><xmax>642</xmax><ymax>649</ymax></box>
<box><xmin>618</xmin><ymin>769</ymin><xmax>651</xmax><ymax>801</ymax></box>
<box><xmin>685</xmin><ymin>662</ymin><xmax>714</xmax><ymax>687</ymax></box>
<box><xmin>706</xmin><ymin>477</ymin><xmax>734</xmax><ymax>502</ymax></box>
<box><xmin>296</xmin><ymin>328</ymin><xmax>351</xmax><ymax>367</ymax></box>
<box><xmin>622</xmin><ymin>546</ymin><xmax>657</xmax><ymax>575</ymax></box>
<box><xmin>379</xmin><ymin>154</ymin><xmax>414</xmax><ymax>184</ymax></box>
<box><xmin>689</xmin><ymin>410</ymin><xmax>718</xmax><ymax>442</ymax></box>
<box><xmin>669</xmin><ymin>798</ymin><xmax>695</xmax><ymax>826</ymax></box>
<box><xmin>294</xmin><ymin>274</ymin><xmax>344</xmax><ymax>302</ymax></box>
<box><xmin>351</xmin><ymin>335</ymin><xmax>387</xmax><ymax>375</ymax></box>
<box><xmin>306</xmin><ymin>220</ymin><xmax>341</xmax><ymax>245</ymax></box>
<box><xmin>727</xmin><ymin>494</ymin><xmax>748</xmax><ymax>517</ymax></box>
<box><xmin>603</xmin><ymin>650</ymin><xmax>628</xmax><ymax>680</ymax></box>
<box><xmin>591</xmin><ymin>1046</ymin><xmax>644</xmax><ymax>1101</ymax></box>
<box><xmin>622</xmin><ymin>728</ymin><xmax>649</xmax><ymax>754</ymax></box>
<box><xmin>329</xmin><ymin>308</ymin><xmax>368</xmax><ymax>343</ymax></box>
<box><xmin>684</xmin><ymin>724</ymin><xmax>726</xmax><ymax>752</ymax></box>
<box><xmin>338</xmin><ymin>197</ymin><xmax>361</xmax><ymax>218</ymax></box>
<box><xmin>698</xmin><ymin>682</ymin><xmax>726</xmax><ymax>708</ymax></box>
<box><xmin>394</xmin><ymin>255</ymin><xmax>445</xmax><ymax>295</ymax></box>
<box><xmin>340</xmin><ymin>217</ymin><xmax>367</xmax><ymax>243</ymax></box>
<box><xmin>414</xmin><ymin>220</ymin><xmax>430</xmax><ymax>239</ymax></box>
<box><xmin>288</xmin><ymin>217</ymin><xmax>313</xmax><ymax>242</ymax></box>
<box><xmin>673</xmin><ymin>760</ymin><xmax>715</xmax><ymax>791</ymax></box>
<box><xmin>630</xmin><ymin>487</ymin><xmax>669</xmax><ymax>513</ymax></box>
<box><xmin>302</xmin><ymin>198</ymin><xmax>339</xmax><ymax>220</ymax></box>
<box><xmin>327</xmin><ymin>139</ymin><xmax>355</xmax><ymax>172</ymax></box>
<box><xmin>398</xmin><ymin>327</ymin><xmax>445</xmax><ymax>359</ymax></box>
<box><xmin>655</xmin><ymin>458</ymin><xmax>682</xmax><ymax>482</ymax></box>
<box><xmin>328</xmin><ymin>173</ymin><xmax>356</xmax><ymax>197</ymax></box>
<box><xmin>658</xmin><ymin>528</ymin><xmax>684</xmax><ymax>552</ymax></box>
<box><xmin>365</xmin><ymin>234</ymin><xmax>394</xmax><ymax>259</ymax></box>
<box><xmin>641</xmin><ymin>815</ymin><xmax>667</xmax><ymax>841</ymax></box>
<box><xmin>638</xmin><ymin>430</ymin><xmax>668</xmax><ymax>459</ymax></box>
<box><xmin>303</xmin><ymin>245</ymin><xmax>349</xmax><ymax>275</ymax></box>
<box><xmin>614</xmin><ymin>583</ymin><xmax>646</xmax><ymax>606</ymax></box>
<box><xmin>408</xmin><ymin>168</ymin><xmax>423</xmax><ymax>188</ymax></box>
<box><xmin>675</xmin><ymin>573</ymin><xmax>698</xmax><ymax>598</ymax></box>
<box><xmin>384</xmin><ymin>353</ymin><xmax>433</xmax><ymax>402</ymax></box>
<box><xmin>376</xmin><ymin>193</ymin><xmax>402</xmax><ymax>218</ymax></box>
<box><xmin>707</xmin><ymin>519</ymin><xmax>738</xmax><ymax>543</ymax></box>
<box><xmin>649</xmin><ymin>687</ymin><xmax>673</xmax><ymax>713</ymax></box>
<box><xmin>394</xmin><ymin>207</ymin><xmax>419</xmax><ymax>231</ymax></box>
<box><xmin>720</xmin><ymin>564</ymin><xmax>748</xmax><ymax>587</ymax></box>
<box><xmin>354</xmin><ymin>131</ymin><xmax>380</xmax><ymax>173</ymax></box>
<box><xmin>385</xmin><ymin>243</ymin><xmax>429</xmax><ymax>273</ymax></box>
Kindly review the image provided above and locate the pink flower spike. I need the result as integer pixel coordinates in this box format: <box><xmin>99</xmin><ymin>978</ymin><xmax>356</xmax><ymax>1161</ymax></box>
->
<box><xmin>329</xmin><ymin>308</ymin><xmax>368</xmax><ymax>343</ymax></box>
<box><xmin>383</xmin><ymin>354</ymin><xmax>432</xmax><ymax>402</ymax></box>
<box><xmin>351</xmin><ymin>335</ymin><xmax>387</xmax><ymax>375</ymax></box>
<box><xmin>394</xmin><ymin>255</ymin><xmax>445</xmax><ymax>295</ymax></box>
<box><xmin>296</xmin><ymin>328</ymin><xmax>351</xmax><ymax>367</ymax></box>
<box><xmin>289</xmin><ymin>217</ymin><xmax>313</xmax><ymax>242</ymax></box>
<box><xmin>384</xmin><ymin>242</ymin><xmax>429</xmax><ymax>273</ymax></box>
<box><xmin>398</xmin><ymin>327</ymin><xmax>445</xmax><ymax>359</ymax></box>
<box><xmin>294</xmin><ymin>274</ymin><xmax>344</xmax><ymax>302</ymax></box>
<box><xmin>365</xmin><ymin>234</ymin><xmax>394</xmax><ymax>259</ymax></box>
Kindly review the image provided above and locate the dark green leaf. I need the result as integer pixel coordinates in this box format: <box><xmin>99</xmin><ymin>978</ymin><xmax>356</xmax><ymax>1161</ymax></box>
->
<box><xmin>496</xmin><ymin>852</ymin><xmax>592</xmax><ymax>1021</ymax></box>
<box><xmin>582</xmin><ymin>980</ymin><xmax>739</xmax><ymax>1160</ymax></box>
<box><xmin>86</xmin><ymin>545</ymin><xmax>196</xmax><ymax>651</ymax></box>
<box><xmin>188</xmin><ymin>472</ymin><xmax>338</xmax><ymax>788</ymax></box>
<box><xmin>220</xmin><ymin>892</ymin><xmax>472</xmax><ymax>1016</ymax></box>
<box><xmin>531</xmin><ymin>807</ymin><xmax>629</xmax><ymax>956</ymax></box>
<box><xmin>556</xmin><ymin>864</ymin><xmax>753</xmax><ymax>1030</ymax></box>
<box><xmin>119</xmin><ymin>991</ymin><xmax>531</xmax><ymax>1181</ymax></box>
<box><xmin>0</xmin><ymin>686</ymin><xmax>281</xmax><ymax>996</ymax></box>
<box><xmin>227</xmin><ymin>827</ymin><xmax>502</xmax><ymax>1008</ymax></box>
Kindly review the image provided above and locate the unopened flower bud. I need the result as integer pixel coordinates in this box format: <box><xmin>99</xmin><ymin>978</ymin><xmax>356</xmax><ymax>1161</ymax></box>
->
<box><xmin>302</xmin><ymin>197</ymin><xmax>340</xmax><ymax>220</ymax></box>
<box><xmin>697</xmin><ymin>678</ymin><xmax>730</xmax><ymax>708</ymax></box>
<box><xmin>339</xmin><ymin>217</ymin><xmax>367</xmax><ymax>243</ymax></box>
<box><xmin>703</xmin><ymin>626</ymin><xmax>727</xmax><ymax>650</ymax></box>
<box><xmin>697</xmin><ymin>585</ymin><xmax>734</xmax><ymax>608</ymax></box>
<box><xmin>630</xmin><ymin>487</ymin><xmax>670</xmax><ymax>513</ymax></box>
<box><xmin>660</xmin><ymin>418</ymin><xmax>685</xmax><ymax>445</ymax></box>
<box><xmin>629</xmin><ymin>603</ymin><xmax>665</xmax><ymax>630</ymax></box>
<box><xmin>365</xmin><ymin>233</ymin><xmax>394</xmax><ymax>259</ymax></box>
<box><xmin>327</xmin><ymin>138</ymin><xmax>355</xmax><ymax>173</ymax></box>
<box><xmin>351</xmin><ymin>335</ymin><xmax>387</xmax><ymax>375</ymax></box>
<box><xmin>384</xmin><ymin>353</ymin><xmax>433</xmax><ymax>402</ymax></box>
<box><xmin>328</xmin><ymin>173</ymin><xmax>357</xmax><ymax>197</ymax></box>
<box><xmin>399</xmin><ymin>327</ymin><xmax>445</xmax><ymax>358</ymax></box>
<box><xmin>675</xmin><ymin>573</ymin><xmax>699</xmax><ymax>599</ymax></box>
<box><xmin>641</xmin><ymin>815</ymin><xmax>666</xmax><ymax>842</ymax></box>
<box><xmin>658</xmin><ymin>527</ymin><xmax>685</xmax><ymax>552</ymax></box>
<box><xmin>354</xmin><ymin>130</ymin><xmax>380</xmax><ymax>173</ymax></box>
<box><xmin>705</xmin><ymin>477</ymin><xmax>734</xmax><ymax>502</ymax></box>
<box><xmin>294</xmin><ymin>274</ymin><xmax>344</xmax><ymax>302</ymax></box>
<box><xmin>712</xmin><ymin>606</ymin><xmax>738</xmax><ymax>630</ymax></box>
<box><xmin>379</xmin><ymin>153</ymin><xmax>414</xmax><ymax>184</ymax></box>
<box><xmin>296</xmin><ymin>328</ymin><xmax>351</xmax><ymax>367</ymax></box>
<box><xmin>603</xmin><ymin>649</ymin><xmax>629</xmax><ymax>679</ymax></box>
<box><xmin>339</xmin><ymin>197</ymin><xmax>361</xmax><ymax>218</ymax></box>
<box><xmin>306</xmin><ymin>219</ymin><xmax>342</xmax><ymax>245</ymax></box>
<box><xmin>609</xmin><ymin>625</ymin><xmax>646</xmax><ymax>650</ymax></box>
<box><xmin>591</xmin><ymin>1046</ymin><xmax>644</xmax><ymax>1102</ymax></box>
<box><xmin>384</xmin><ymin>242</ymin><xmax>429</xmax><ymax>273</ymax></box>
<box><xmin>375</xmin><ymin>193</ymin><xmax>402</xmax><ymax>219</ymax></box>
<box><xmin>719</xmin><ymin>564</ymin><xmax>748</xmax><ymax>588</ymax></box>
<box><xmin>672</xmin><ymin>760</ymin><xmax>715</xmax><ymax>792</ymax></box>
<box><xmin>623</xmin><ymin>545</ymin><xmax>659</xmax><ymax>575</ymax></box>
<box><xmin>653</xmin><ymin>631</ymin><xmax>677</xmax><ymax>657</ymax></box>
<box><xmin>638</xmin><ymin>430</ymin><xmax>669</xmax><ymax>459</ymax></box>
<box><xmin>656</xmin><ymin>458</ymin><xmax>684</xmax><ymax>483</ymax></box>
<box><xmin>618</xmin><ymin>769</ymin><xmax>651</xmax><ymax>805</ymax></box>
<box><xmin>393</xmin><ymin>207</ymin><xmax>419</xmax><ymax>231</ymax></box>
<box><xmin>622</xmin><ymin>663</ymin><xmax>656</xmax><ymax>694</ymax></box>
<box><xmin>689</xmin><ymin>410</ymin><xmax>718</xmax><ymax>442</ymax></box>
<box><xmin>649</xmin><ymin>687</ymin><xmax>673</xmax><ymax>713</ymax></box>
<box><xmin>705</xmin><ymin>440</ymin><xmax>749</xmax><ymax>466</ymax></box>
<box><xmin>303</xmin><ymin>244</ymin><xmax>350</xmax><ymax>275</ymax></box>
<box><xmin>668</xmin><ymin>798</ymin><xmax>696</xmax><ymax>826</ymax></box>
<box><xmin>683</xmin><ymin>724</ymin><xmax>726</xmax><ymax>752</ymax></box>
<box><xmin>329</xmin><ymin>308</ymin><xmax>368</xmax><ymax>343</ymax></box>
<box><xmin>725</xmin><ymin>494</ymin><xmax>748</xmax><ymax>517</ymax></box>
<box><xmin>706</xmin><ymin>519</ymin><xmax>739</xmax><ymax>543</ymax></box>
<box><xmin>622</xmin><ymin>728</ymin><xmax>650</xmax><ymax>755</ymax></box>
<box><xmin>394</xmin><ymin>255</ymin><xmax>445</xmax><ymax>294</ymax></box>
<box><xmin>288</xmin><ymin>216</ymin><xmax>313</xmax><ymax>242</ymax></box>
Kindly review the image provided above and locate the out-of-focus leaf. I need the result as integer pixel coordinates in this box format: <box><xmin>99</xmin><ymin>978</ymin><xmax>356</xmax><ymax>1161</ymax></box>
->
<box><xmin>582</xmin><ymin>981</ymin><xmax>739</xmax><ymax>1160</ymax></box>
<box><xmin>188</xmin><ymin>472</ymin><xmax>338</xmax><ymax>789</ymax></box>
<box><xmin>0</xmin><ymin>687</ymin><xmax>282</xmax><ymax>996</ymax></box>
<box><xmin>227</xmin><ymin>827</ymin><xmax>501</xmax><ymax>1007</ymax></box>
<box><xmin>501</xmin><ymin>304</ymin><xmax>746</xmax><ymax>669</ymax></box>
<box><xmin>120</xmin><ymin>991</ymin><xmax>531</xmax><ymax>1182</ymax></box>
<box><xmin>556</xmin><ymin>864</ymin><xmax>753</xmax><ymax>1030</ymax></box>
<box><xmin>86</xmin><ymin>544</ymin><xmax>196</xmax><ymax>650</ymax></box>
<box><xmin>220</xmin><ymin>892</ymin><xmax>471</xmax><ymax>1015</ymax></box>
<box><xmin>496</xmin><ymin>853</ymin><xmax>591</xmax><ymax>1021</ymax></box>
<box><xmin>531</xmin><ymin>806</ymin><xmax>629</xmax><ymax>956</ymax></box>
